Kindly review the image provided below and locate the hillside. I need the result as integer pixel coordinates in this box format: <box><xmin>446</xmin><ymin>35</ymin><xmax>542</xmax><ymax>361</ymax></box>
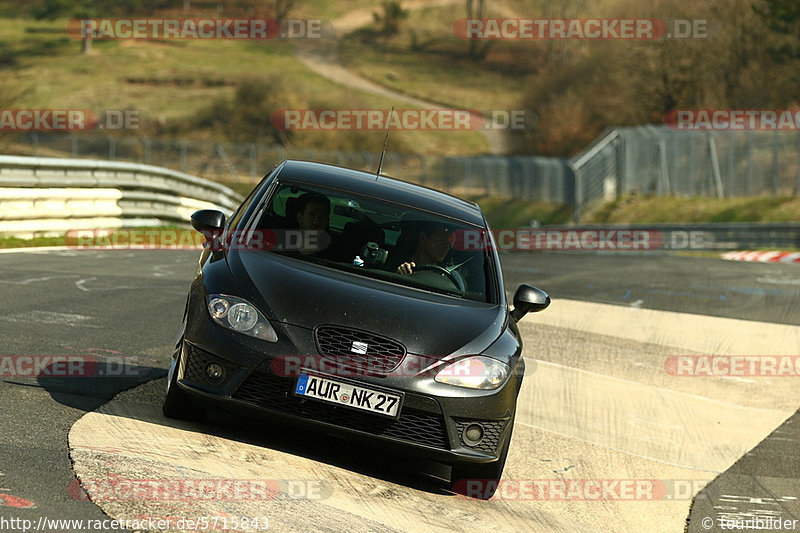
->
<box><xmin>1</xmin><ymin>0</ymin><xmax>798</xmax><ymax>159</ymax></box>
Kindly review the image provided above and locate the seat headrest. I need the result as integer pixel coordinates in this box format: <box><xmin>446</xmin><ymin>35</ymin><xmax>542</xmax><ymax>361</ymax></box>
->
<box><xmin>285</xmin><ymin>196</ymin><xmax>300</xmax><ymax>227</ymax></box>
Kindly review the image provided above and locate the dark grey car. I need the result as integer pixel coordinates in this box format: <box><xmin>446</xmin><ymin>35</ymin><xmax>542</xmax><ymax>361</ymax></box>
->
<box><xmin>163</xmin><ymin>160</ymin><xmax>550</xmax><ymax>498</ymax></box>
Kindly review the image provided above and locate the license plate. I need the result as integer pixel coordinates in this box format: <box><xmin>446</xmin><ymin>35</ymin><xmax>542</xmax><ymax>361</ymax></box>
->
<box><xmin>295</xmin><ymin>373</ymin><xmax>402</xmax><ymax>418</ymax></box>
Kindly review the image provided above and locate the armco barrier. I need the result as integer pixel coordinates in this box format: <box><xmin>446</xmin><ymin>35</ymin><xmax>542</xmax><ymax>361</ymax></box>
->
<box><xmin>541</xmin><ymin>223</ymin><xmax>800</xmax><ymax>251</ymax></box>
<box><xmin>0</xmin><ymin>155</ymin><xmax>243</xmax><ymax>238</ymax></box>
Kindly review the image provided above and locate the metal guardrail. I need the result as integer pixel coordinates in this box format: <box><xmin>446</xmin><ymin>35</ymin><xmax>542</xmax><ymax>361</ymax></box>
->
<box><xmin>542</xmin><ymin>222</ymin><xmax>800</xmax><ymax>251</ymax></box>
<box><xmin>0</xmin><ymin>155</ymin><xmax>243</xmax><ymax>237</ymax></box>
<box><xmin>0</xmin><ymin>155</ymin><xmax>795</xmax><ymax>252</ymax></box>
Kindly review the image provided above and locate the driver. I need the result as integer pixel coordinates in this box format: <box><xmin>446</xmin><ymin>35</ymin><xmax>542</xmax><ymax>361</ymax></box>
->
<box><xmin>396</xmin><ymin>223</ymin><xmax>453</xmax><ymax>275</ymax></box>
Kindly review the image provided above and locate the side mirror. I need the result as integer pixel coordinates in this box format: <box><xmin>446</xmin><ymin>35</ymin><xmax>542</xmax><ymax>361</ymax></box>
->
<box><xmin>191</xmin><ymin>210</ymin><xmax>225</xmax><ymax>250</ymax></box>
<box><xmin>510</xmin><ymin>284</ymin><xmax>550</xmax><ymax>321</ymax></box>
<box><xmin>191</xmin><ymin>209</ymin><xmax>225</xmax><ymax>234</ymax></box>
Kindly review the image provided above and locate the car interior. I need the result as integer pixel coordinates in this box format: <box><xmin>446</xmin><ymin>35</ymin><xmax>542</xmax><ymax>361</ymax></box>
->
<box><xmin>254</xmin><ymin>184</ymin><xmax>490</xmax><ymax>301</ymax></box>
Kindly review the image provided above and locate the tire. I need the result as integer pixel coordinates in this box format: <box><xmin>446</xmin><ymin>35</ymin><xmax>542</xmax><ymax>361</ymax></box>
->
<box><xmin>449</xmin><ymin>413</ymin><xmax>515</xmax><ymax>500</ymax></box>
<box><xmin>162</xmin><ymin>348</ymin><xmax>200</xmax><ymax>420</ymax></box>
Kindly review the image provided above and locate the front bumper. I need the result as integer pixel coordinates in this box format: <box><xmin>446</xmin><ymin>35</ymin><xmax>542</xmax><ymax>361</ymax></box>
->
<box><xmin>179</xmin><ymin>302</ymin><xmax>523</xmax><ymax>466</ymax></box>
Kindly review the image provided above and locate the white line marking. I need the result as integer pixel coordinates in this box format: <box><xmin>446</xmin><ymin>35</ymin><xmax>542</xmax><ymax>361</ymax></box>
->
<box><xmin>0</xmin><ymin>275</ymin><xmax>79</xmax><ymax>285</ymax></box>
<box><xmin>0</xmin><ymin>246</ymin><xmax>71</xmax><ymax>254</ymax></box>
<box><xmin>74</xmin><ymin>277</ymin><xmax>136</xmax><ymax>292</ymax></box>
<box><xmin>757</xmin><ymin>277</ymin><xmax>800</xmax><ymax>285</ymax></box>
<box><xmin>0</xmin><ymin>311</ymin><xmax>99</xmax><ymax>327</ymax></box>
<box><xmin>75</xmin><ymin>278</ymin><xmax>95</xmax><ymax>292</ymax></box>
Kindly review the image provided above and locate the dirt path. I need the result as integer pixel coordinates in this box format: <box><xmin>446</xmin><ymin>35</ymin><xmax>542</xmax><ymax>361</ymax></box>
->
<box><xmin>295</xmin><ymin>1</ymin><xmax>510</xmax><ymax>154</ymax></box>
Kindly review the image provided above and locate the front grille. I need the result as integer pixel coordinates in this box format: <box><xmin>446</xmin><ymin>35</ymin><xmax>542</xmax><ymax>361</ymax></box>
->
<box><xmin>314</xmin><ymin>325</ymin><xmax>406</xmax><ymax>374</ymax></box>
<box><xmin>233</xmin><ymin>370</ymin><xmax>449</xmax><ymax>450</ymax></box>
<box><xmin>455</xmin><ymin>418</ymin><xmax>507</xmax><ymax>454</ymax></box>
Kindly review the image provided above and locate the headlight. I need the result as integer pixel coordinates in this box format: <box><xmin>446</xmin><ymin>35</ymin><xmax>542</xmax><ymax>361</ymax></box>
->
<box><xmin>206</xmin><ymin>294</ymin><xmax>277</xmax><ymax>342</ymax></box>
<box><xmin>434</xmin><ymin>356</ymin><xmax>509</xmax><ymax>390</ymax></box>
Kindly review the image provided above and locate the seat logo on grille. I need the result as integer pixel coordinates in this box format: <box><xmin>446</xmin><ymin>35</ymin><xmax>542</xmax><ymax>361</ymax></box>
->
<box><xmin>350</xmin><ymin>341</ymin><xmax>369</xmax><ymax>355</ymax></box>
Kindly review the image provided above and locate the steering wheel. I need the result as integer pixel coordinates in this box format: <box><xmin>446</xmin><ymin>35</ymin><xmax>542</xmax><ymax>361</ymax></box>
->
<box><xmin>412</xmin><ymin>264</ymin><xmax>462</xmax><ymax>289</ymax></box>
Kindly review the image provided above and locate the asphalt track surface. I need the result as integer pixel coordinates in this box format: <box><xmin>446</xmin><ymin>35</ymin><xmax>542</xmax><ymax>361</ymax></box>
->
<box><xmin>499</xmin><ymin>251</ymin><xmax>800</xmax><ymax>325</ymax></box>
<box><xmin>0</xmin><ymin>248</ymin><xmax>797</xmax><ymax>532</ymax></box>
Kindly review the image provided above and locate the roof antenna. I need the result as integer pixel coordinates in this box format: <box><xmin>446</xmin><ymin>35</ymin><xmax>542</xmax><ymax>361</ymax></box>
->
<box><xmin>376</xmin><ymin>106</ymin><xmax>394</xmax><ymax>179</ymax></box>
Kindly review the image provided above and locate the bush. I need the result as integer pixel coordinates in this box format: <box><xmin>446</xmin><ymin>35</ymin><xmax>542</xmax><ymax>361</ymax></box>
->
<box><xmin>194</xmin><ymin>77</ymin><xmax>292</xmax><ymax>145</ymax></box>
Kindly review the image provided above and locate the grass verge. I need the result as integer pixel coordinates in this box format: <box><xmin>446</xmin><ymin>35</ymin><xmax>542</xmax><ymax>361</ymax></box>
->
<box><xmin>587</xmin><ymin>195</ymin><xmax>800</xmax><ymax>224</ymax></box>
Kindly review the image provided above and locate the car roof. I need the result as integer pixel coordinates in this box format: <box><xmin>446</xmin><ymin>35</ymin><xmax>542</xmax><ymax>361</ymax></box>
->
<box><xmin>275</xmin><ymin>160</ymin><xmax>486</xmax><ymax>227</ymax></box>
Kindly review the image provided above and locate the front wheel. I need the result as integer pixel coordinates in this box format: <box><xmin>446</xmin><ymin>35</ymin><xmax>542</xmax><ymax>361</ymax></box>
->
<box><xmin>449</xmin><ymin>414</ymin><xmax>515</xmax><ymax>500</ymax></box>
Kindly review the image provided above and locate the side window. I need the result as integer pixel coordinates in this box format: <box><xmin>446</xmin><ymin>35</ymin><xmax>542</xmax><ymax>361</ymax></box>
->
<box><xmin>269</xmin><ymin>187</ymin><xmax>299</xmax><ymax>218</ymax></box>
<box><xmin>227</xmin><ymin>197</ymin><xmax>251</xmax><ymax>232</ymax></box>
<box><xmin>229</xmin><ymin>165</ymin><xmax>281</xmax><ymax>232</ymax></box>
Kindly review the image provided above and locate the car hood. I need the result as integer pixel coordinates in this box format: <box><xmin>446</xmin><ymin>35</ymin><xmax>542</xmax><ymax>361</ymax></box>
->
<box><xmin>227</xmin><ymin>251</ymin><xmax>505</xmax><ymax>358</ymax></box>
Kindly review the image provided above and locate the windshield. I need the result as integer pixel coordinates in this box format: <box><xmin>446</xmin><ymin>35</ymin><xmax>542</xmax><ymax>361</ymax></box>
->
<box><xmin>246</xmin><ymin>182</ymin><xmax>495</xmax><ymax>303</ymax></box>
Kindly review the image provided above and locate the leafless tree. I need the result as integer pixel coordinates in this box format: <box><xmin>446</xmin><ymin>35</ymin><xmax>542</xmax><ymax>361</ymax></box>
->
<box><xmin>466</xmin><ymin>0</ymin><xmax>491</xmax><ymax>59</ymax></box>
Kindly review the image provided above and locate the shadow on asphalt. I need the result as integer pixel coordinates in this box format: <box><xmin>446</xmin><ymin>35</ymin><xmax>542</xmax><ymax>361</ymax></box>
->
<box><xmin>194</xmin><ymin>395</ymin><xmax>452</xmax><ymax>497</ymax></box>
<box><xmin>20</xmin><ymin>359</ymin><xmax>168</xmax><ymax>412</ymax></box>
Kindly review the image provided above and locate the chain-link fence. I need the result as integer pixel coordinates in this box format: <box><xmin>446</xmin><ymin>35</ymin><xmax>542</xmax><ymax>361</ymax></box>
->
<box><xmin>3</xmin><ymin>126</ymin><xmax>799</xmax><ymax>223</ymax></box>
<box><xmin>571</xmin><ymin>125</ymin><xmax>800</xmax><ymax>221</ymax></box>
<box><xmin>438</xmin><ymin>155</ymin><xmax>575</xmax><ymax>204</ymax></box>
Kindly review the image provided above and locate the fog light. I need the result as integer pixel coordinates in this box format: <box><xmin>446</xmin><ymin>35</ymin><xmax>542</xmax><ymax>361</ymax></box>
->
<box><xmin>206</xmin><ymin>363</ymin><xmax>224</xmax><ymax>382</ymax></box>
<box><xmin>463</xmin><ymin>423</ymin><xmax>484</xmax><ymax>446</ymax></box>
